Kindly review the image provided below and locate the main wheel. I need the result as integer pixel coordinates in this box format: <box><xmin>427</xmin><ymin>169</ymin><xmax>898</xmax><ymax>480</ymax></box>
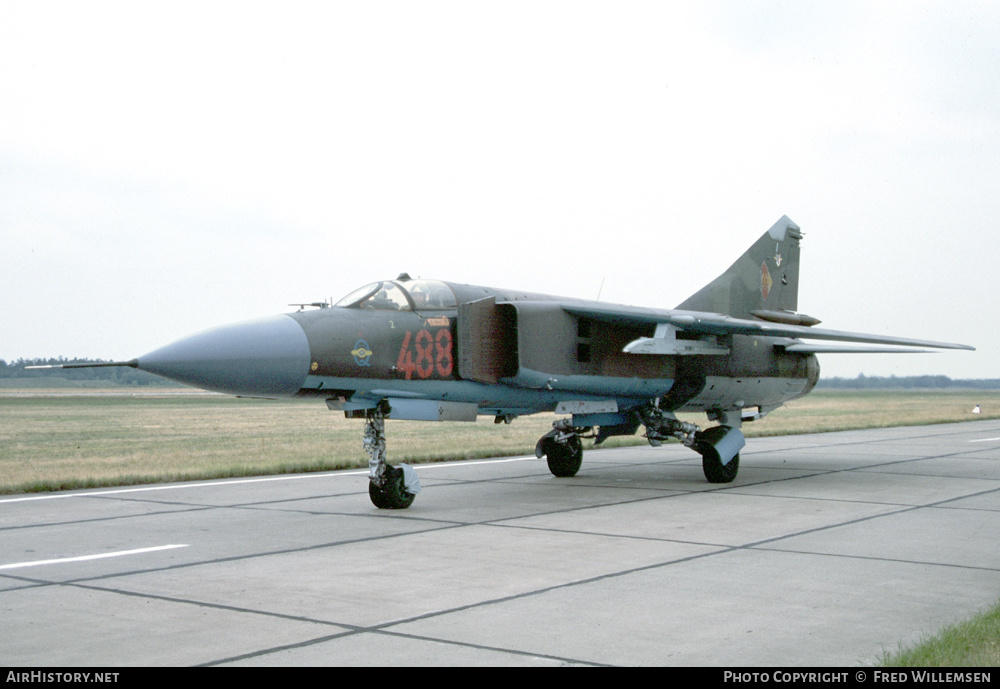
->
<box><xmin>369</xmin><ymin>466</ymin><xmax>416</xmax><ymax>509</ymax></box>
<box><xmin>542</xmin><ymin>435</ymin><xmax>583</xmax><ymax>477</ymax></box>
<box><xmin>701</xmin><ymin>450</ymin><xmax>740</xmax><ymax>483</ymax></box>
<box><xmin>696</xmin><ymin>426</ymin><xmax>740</xmax><ymax>483</ymax></box>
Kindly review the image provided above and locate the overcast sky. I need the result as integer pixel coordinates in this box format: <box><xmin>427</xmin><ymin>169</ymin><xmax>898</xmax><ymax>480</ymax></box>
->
<box><xmin>2</xmin><ymin>1</ymin><xmax>997</xmax><ymax>379</ymax></box>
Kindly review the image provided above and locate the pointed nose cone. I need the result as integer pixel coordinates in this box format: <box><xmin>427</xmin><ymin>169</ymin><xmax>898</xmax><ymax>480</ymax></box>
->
<box><xmin>136</xmin><ymin>314</ymin><xmax>311</xmax><ymax>397</ymax></box>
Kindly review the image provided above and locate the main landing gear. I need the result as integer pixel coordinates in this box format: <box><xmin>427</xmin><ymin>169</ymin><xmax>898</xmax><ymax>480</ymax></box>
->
<box><xmin>693</xmin><ymin>425</ymin><xmax>741</xmax><ymax>483</ymax></box>
<box><xmin>364</xmin><ymin>406</ymin><xmax>420</xmax><ymax>509</ymax></box>
<box><xmin>638</xmin><ymin>405</ymin><xmax>746</xmax><ymax>483</ymax></box>
<box><xmin>535</xmin><ymin>418</ymin><xmax>590</xmax><ymax>478</ymax></box>
<box><xmin>535</xmin><ymin>419</ymin><xmax>585</xmax><ymax>477</ymax></box>
<box><xmin>535</xmin><ymin>405</ymin><xmax>746</xmax><ymax>484</ymax></box>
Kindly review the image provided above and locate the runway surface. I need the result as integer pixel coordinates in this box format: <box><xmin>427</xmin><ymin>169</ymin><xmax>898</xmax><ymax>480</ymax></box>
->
<box><xmin>2</xmin><ymin>420</ymin><xmax>999</xmax><ymax>666</ymax></box>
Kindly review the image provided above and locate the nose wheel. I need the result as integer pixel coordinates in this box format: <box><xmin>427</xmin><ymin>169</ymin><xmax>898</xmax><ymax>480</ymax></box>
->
<box><xmin>368</xmin><ymin>465</ymin><xmax>416</xmax><ymax>509</ymax></box>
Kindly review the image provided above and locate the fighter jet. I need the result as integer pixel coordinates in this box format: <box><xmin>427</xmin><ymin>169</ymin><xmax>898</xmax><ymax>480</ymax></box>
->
<box><xmin>38</xmin><ymin>216</ymin><xmax>973</xmax><ymax>508</ymax></box>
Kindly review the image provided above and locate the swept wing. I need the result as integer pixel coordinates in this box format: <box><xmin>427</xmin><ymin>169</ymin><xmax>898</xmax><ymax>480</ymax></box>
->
<box><xmin>561</xmin><ymin>303</ymin><xmax>974</xmax><ymax>353</ymax></box>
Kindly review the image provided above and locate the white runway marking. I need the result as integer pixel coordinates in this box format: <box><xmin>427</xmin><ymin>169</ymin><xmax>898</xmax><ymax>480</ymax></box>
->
<box><xmin>968</xmin><ymin>437</ymin><xmax>1000</xmax><ymax>443</ymax></box>
<box><xmin>0</xmin><ymin>456</ymin><xmax>537</xmax><ymax>504</ymax></box>
<box><xmin>0</xmin><ymin>472</ymin><xmax>369</xmax><ymax>503</ymax></box>
<box><xmin>0</xmin><ymin>544</ymin><xmax>189</xmax><ymax>571</ymax></box>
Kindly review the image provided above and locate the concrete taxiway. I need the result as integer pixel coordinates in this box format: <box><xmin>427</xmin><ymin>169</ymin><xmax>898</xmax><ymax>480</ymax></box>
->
<box><xmin>2</xmin><ymin>420</ymin><xmax>998</xmax><ymax>666</ymax></box>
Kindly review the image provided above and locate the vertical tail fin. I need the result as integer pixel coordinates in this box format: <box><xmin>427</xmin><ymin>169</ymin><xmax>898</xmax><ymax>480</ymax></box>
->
<box><xmin>676</xmin><ymin>215</ymin><xmax>803</xmax><ymax>319</ymax></box>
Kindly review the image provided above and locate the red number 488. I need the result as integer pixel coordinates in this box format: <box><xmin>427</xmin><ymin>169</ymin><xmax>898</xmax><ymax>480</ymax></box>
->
<box><xmin>396</xmin><ymin>329</ymin><xmax>453</xmax><ymax>380</ymax></box>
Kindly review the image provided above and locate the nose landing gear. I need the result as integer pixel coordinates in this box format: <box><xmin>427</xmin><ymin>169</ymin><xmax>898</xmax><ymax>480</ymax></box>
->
<box><xmin>364</xmin><ymin>406</ymin><xmax>420</xmax><ymax>509</ymax></box>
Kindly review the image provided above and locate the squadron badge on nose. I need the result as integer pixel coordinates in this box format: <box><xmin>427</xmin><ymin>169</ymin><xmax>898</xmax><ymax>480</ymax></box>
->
<box><xmin>352</xmin><ymin>340</ymin><xmax>373</xmax><ymax>367</ymax></box>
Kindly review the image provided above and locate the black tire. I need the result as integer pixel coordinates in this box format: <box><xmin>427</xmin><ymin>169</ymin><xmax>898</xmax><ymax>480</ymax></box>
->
<box><xmin>369</xmin><ymin>467</ymin><xmax>415</xmax><ymax>509</ymax></box>
<box><xmin>701</xmin><ymin>450</ymin><xmax>740</xmax><ymax>483</ymax></box>
<box><xmin>696</xmin><ymin>426</ymin><xmax>740</xmax><ymax>483</ymax></box>
<box><xmin>543</xmin><ymin>435</ymin><xmax>583</xmax><ymax>477</ymax></box>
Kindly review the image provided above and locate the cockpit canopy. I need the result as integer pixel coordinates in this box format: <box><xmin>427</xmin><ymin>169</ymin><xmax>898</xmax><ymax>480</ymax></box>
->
<box><xmin>335</xmin><ymin>279</ymin><xmax>457</xmax><ymax>311</ymax></box>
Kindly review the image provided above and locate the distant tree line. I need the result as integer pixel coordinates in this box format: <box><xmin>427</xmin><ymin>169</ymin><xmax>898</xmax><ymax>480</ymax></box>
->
<box><xmin>818</xmin><ymin>374</ymin><xmax>1000</xmax><ymax>390</ymax></box>
<box><xmin>0</xmin><ymin>358</ymin><xmax>180</xmax><ymax>387</ymax></box>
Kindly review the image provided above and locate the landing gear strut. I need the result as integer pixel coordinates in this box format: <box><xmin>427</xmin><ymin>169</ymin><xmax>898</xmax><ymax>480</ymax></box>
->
<box><xmin>364</xmin><ymin>406</ymin><xmax>420</xmax><ymax>509</ymax></box>
<box><xmin>639</xmin><ymin>404</ymin><xmax>700</xmax><ymax>448</ymax></box>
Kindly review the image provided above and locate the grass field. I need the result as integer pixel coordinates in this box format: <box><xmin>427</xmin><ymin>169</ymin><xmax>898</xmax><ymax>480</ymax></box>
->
<box><xmin>2</xmin><ymin>389</ymin><xmax>997</xmax><ymax>494</ymax></box>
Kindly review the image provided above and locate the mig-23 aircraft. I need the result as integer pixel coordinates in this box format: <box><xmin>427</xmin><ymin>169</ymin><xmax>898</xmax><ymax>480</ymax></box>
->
<box><xmin>39</xmin><ymin>216</ymin><xmax>973</xmax><ymax>509</ymax></box>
